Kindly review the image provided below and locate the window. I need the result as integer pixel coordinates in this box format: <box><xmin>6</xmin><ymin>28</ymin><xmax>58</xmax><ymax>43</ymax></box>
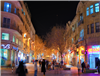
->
<box><xmin>14</xmin><ymin>8</ymin><xmax>16</xmax><ymax>13</ymax></box>
<box><xmin>87</xmin><ymin>25</ymin><xmax>89</xmax><ymax>34</ymax></box>
<box><xmin>95</xmin><ymin>3</ymin><xmax>99</xmax><ymax>13</ymax></box>
<box><xmin>86</xmin><ymin>7</ymin><xmax>89</xmax><ymax>16</ymax></box>
<box><xmin>2</xmin><ymin>33</ymin><xmax>9</xmax><ymax>40</ymax></box>
<box><xmin>95</xmin><ymin>22</ymin><xmax>100</xmax><ymax>32</ymax></box>
<box><xmin>91</xmin><ymin>23</ymin><xmax>94</xmax><ymax>33</ymax></box>
<box><xmin>19</xmin><ymin>41</ymin><xmax>21</xmax><ymax>45</ymax></box>
<box><xmin>80</xmin><ymin>29</ymin><xmax>84</xmax><ymax>38</ymax></box>
<box><xmin>13</xmin><ymin>36</ymin><xmax>15</xmax><ymax>42</ymax></box>
<box><xmin>72</xmin><ymin>38</ymin><xmax>74</xmax><ymax>43</ymax></box>
<box><xmin>16</xmin><ymin>38</ymin><xmax>18</xmax><ymax>44</ymax></box>
<box><xmin>3</xmin><ymin>17</ymin><xmax>10</xmax><ymax>28</ymax></box>
<box><xmin>80</xmin><ymin>13</ymin><xmax>83</xmax><ymax>20</ymax></box>
<box><xmin>4</xmin><ymin>2</ymin><xmax>11</xmax><ymax>12</ymax></box>
<box><xmin>90</xmin><ymin>5</ymin><xmax>93</xmax><ymax>14</ymax></box>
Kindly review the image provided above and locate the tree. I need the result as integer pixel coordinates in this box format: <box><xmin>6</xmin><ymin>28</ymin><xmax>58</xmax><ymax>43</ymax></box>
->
<box><xmin>34</xmin><ymin>34</ymin><xmax>44</xmax><ymax>59</ymax></box>
<box><xmin>45</xmin><ymin>25</ymin><xmax>66</xmax><ymax>60</ymax></box>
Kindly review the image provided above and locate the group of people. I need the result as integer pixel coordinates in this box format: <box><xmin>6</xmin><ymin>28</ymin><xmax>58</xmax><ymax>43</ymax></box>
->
<box><xmin>34</xmin><ymin>59</ymin><xmax>46</xmax><ymax>76</ymax></box>
<box><xmin>77</xmin><ymin>61</ymin><xmax>90</xmax><ymax>73</ymax></box>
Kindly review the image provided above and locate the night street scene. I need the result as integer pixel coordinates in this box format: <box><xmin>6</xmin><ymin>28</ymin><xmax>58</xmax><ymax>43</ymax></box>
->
<box><xmin>1</xmin><ymin>0</ymin><xmax>100</xmax><ymax>76</ymax></box>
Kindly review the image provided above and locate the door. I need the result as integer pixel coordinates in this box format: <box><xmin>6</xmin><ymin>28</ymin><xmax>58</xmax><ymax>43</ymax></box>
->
<box><xmin>95</xmin><ymin>57</ymin><xmax>99</xmax><ymax>68</ymax></box>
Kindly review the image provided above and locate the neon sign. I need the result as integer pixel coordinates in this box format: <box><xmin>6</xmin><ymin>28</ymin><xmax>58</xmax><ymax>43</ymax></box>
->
<box><xmin>88</xmin><ymin>45</ymin><xmax>100</xmax><ymax>53</ymax></box>
<box><xmin>1</xmin><ymin>44</ymin><xmax>10</xmax><ymax>49</ymax></box>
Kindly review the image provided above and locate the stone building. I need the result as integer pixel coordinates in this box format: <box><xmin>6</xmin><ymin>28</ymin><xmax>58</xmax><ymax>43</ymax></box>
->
<box><xmin>1</xmin><ymin>1</ymin><xmax>35</xmax><ymax>66</ymax></box>
<box><xmin>65</xmin><ymin>1</ymin><xmax>100</xmax><ymax>69</ymax></box>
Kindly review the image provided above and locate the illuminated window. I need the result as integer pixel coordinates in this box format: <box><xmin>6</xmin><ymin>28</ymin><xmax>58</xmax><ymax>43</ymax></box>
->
<box><xmin>4</xmin><ymin>2</ymin><xmax>11</xmax><ymax>12</ymax></box>
<box><xmin>3</xmin><ymin>17</ymin><xmax>10</xmax><ymax>28</ymax></box>
<box><xmin>72</xmin><ymin>38</ymin><xmax>74</xmax><ymax>43</ymax></box>
<box><xmin>91</xmin><ymin>23</ymin><xmax>94</xmax><ymax>33</ymax></box>
<box><xmin>90</xmin><ymin>5</ymin><xmax>93</xmax><ymax>14</ymax></box>
<box><xmin>80</xmin><ymin>29</ymin><xmax>84</xmax><ymax>38</ymax></box>
<box><xmin>14</xmin><ymin>8</ymin><xmax>16</xmax><ymax>13</ymax></box>
<box><xmin>13</xmin><ymin>36</ymin><xmax>15</xmax><ymax>42</ymax></box>
<box><xmin>95</xmin><ymin>3</ymin><xmax>99</xmax><ymax>13</ymax></box>
<box><xmin>80</xmin><ymin>13</ymin><xmax>83</xmax><ymax>20</ymax></box>
<box><xmin>16</xmin><ymin>38</ymin><xmax>18</xmax><ymax>44</ymax></box>
<box><xmin>2</xmin><ymin>33</ymin><xmax>9</xmax><ymax>40</ymax></box>
<box><xmin>95</xmin><ymin>22</ymin><xmax>100</xmax><ymax>32</ymax></box>
<box><xmin>87</xmin><ymin>25</ymin><xmax>89</xmax><ymax>34</ymax></box>
<box><xmin>86</xmin><ymin>7</ymin><xmax>89</xmax><ymax>16</ymax></box>
<box><xmin>19</xmin><ymin>41</ymin><xmax>21</xmax><ymax>45</ymax></box>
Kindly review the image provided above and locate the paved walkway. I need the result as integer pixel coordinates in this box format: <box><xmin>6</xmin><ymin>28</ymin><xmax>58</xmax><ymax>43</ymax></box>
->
<box><xmin>1</xmin><ymin>63</ymin><xmax>100</xmax><ymax>76</ymax></box>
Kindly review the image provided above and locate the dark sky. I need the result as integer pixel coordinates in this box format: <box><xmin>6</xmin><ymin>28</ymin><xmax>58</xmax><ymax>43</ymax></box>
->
<box><xmin>25</xmin><ymin>1</ymin><xmax>79</xmax><ymax>39</ymax></box>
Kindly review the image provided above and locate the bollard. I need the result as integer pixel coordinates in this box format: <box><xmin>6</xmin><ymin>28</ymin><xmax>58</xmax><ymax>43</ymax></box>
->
<box><xmin>12</xmin><ymin>67</ymin><xmax>13</xmax><ymax>73</ymax></box>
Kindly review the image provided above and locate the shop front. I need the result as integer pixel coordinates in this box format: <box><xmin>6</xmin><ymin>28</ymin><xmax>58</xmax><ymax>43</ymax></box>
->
<box><xmin>1</xmin><ymin>44</ymin><xmax>11</xmax><ymax>66</ymax></box>
<box><xmin>87</xmin><ymin>45</ymin><xmax>100</xmax><ymax>69</ymax></box>
<box><xmin>1</xmin><ymin>49</ymin><xmax>9</xmax><ymax>66</ymax></box>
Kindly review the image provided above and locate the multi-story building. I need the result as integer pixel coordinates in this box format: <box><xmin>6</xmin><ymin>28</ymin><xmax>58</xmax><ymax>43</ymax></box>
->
<box><xmin>65</xmin><ymin>1</ymin><xmax>100</xmax><ymax>69</ymax></box>
<box><xmin>1</xmin><ymin>1</ymin><xmax>35</xmax><ymax>66</ymax></box>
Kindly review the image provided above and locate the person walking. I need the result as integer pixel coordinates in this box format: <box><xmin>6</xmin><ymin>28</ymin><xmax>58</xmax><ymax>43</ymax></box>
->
<box><xmin>41</xmin><ymin>59</ymin><xmax>46</xmax><ymax>76</ymax></box>
<box><xmin>34</xmin><ymin>60</ymin><xmax>38</xmax><ymax>76</ymax></box>
<box><xmin>16</xmin><ymin>61</ymin><xmax>27</xmax><ymax>76</ymax></box>
<box><xmin>52</xmin><ymin>60</ymin><xmax>55</xmax><ymax>70</ymax></box>
<box><xmin>81</xmin><ymin>61</ymin><xmax>86</xmax><ymax>73</ymax></box>
<box><xmin>77</xmin><ymin>62</ymin><xmax>81</xmax><ymax>74</ymax></box>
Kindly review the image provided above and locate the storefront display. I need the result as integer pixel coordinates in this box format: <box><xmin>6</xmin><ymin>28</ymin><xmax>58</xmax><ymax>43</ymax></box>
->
<box><xmin>87</xmin><ymin>45</ymin><xmax>100</xmax><ymax>69</ymax></box>
<box><xmin>1</xmin><ymin>49</ymin><xmax>8</xmax><ymax>66</ymax></box>
<box><xmin>18</xmin><ymin>51</ymin><xmax>23</xmax><ymax>61</ymax></box>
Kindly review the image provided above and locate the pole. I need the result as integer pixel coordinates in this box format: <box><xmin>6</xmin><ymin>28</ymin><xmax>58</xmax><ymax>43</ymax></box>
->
<box><xmin>12</xmin><ymin>67</ymin><xmax>13</xmax><ymax>73</ymax></box>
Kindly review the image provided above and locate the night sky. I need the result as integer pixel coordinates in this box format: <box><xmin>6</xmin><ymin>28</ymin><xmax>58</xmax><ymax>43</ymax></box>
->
<box><xmin>25</xmin><ymin>1</ymin><xmax>79</xmax><ymax>39</ymax></box>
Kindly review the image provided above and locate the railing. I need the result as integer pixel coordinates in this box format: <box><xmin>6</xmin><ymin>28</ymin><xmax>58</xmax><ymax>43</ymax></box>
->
<box><xmin>78</xmin><ymin>20</ymin><xmax>84</xmax><ymax>26</ymax></box>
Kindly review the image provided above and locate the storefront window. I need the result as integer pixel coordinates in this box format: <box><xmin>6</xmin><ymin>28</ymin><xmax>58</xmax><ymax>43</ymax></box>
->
<box><xmin>11</xmin><ymin>50</ymin><xmax>14</xmax><ymax>62</ymax></box>
<box><xmin>2</xmin><ymin>33</ymin><xmax>9</xmax><ymax>40</ymax></box>
<box><xmin>1</xmin><ymin>49</ymin><xmax>8</xmax><ymax>66</ymax></box>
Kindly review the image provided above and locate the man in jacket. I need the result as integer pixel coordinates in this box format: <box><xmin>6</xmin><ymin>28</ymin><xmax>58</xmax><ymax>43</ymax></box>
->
<box><xmin>34</xmin><ymin>60</ymin><xmax>38</xmax><ymax>76</ymax></box>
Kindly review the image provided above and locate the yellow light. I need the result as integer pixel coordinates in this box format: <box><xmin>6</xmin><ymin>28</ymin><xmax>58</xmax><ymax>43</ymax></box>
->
<box><xmin>28</xmin><ymin>38</ymin><xmax>30</xmax><ymax>40</ymax></box>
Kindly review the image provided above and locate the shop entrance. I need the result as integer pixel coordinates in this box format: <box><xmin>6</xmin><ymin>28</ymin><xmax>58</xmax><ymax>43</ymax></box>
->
<box><xmin>89</xmin><ymin>54</ymin><xmax>99</xmax><ymax>69</ymax></box>
<box><xmin>0</xmin><ymin>49</ymin><xmax>8</xmax><ymax>66</ymax></box>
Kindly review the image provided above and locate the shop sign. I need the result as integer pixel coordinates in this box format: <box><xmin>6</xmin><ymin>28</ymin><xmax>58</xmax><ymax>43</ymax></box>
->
<box><xmin>13</xmin><ymin>46</ymin><xmax>18</xmax><ymax>51</ymax></box>
<box><xmin>1</xmin><ymin>44</ymin><xmax>10</xmax><ymax>49</ymax></box>
<box><xmin>88</xmin><ymin>45</ymin><xmax>100</xmax><ymax>53</ymax></box>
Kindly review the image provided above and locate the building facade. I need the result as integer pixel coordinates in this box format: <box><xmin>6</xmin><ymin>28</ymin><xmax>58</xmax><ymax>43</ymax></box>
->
<box><xmin>1</xmin><ymin>1</ymin><xmax>35</xmax><ymax>66</ymax></box>
<box><xmin>65</xmin><ymin>1</ymin><xmax>100</xmax><ymax>69</ymax></box>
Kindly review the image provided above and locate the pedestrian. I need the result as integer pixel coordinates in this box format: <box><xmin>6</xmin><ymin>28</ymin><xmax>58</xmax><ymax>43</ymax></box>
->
<box><xmin>46</xmin><ymin>60</ymin><xmax>49</xmax><ymax>69</ymax></box>
<box><xmin>81</xmin><ymin>61</ymin><xmax>86</xmax><ymax>73</ymax></box>
<box><xmin>41</xmin><ymin>59</ymin><xmax>46</xmax><ymax>76</ymax></box>
<box><xmin>61</xmin><ymin>60</ymin><xmax>63</xmax><ymax>68</ymax></box>
<box><xmin>52</xmin><ymin>60</ymin><xmax>55</xmax><ymax>70</ymax></box>
<box><xmin>34</xmin><ymin>60</ymin><xmax>38</xmax><ymax>76</ymax></box>
<box><xmin>16</xmin><ymin>61</ymin><xmax>27</xmax><ymax>76</ymax></box>
<box><xmin>33</xmin><ymin>59</ymin><xmax>34</xmax><ymax>64</ymax></box>
<box><xmin>77</xmin><ymin>62</ymin><xmax>81</xmax><ymax>74</ymax></box>
<box><xmin>39</xmin><ymin>60</ymin><xmax>41</xmax><ymax>67</ymax></box>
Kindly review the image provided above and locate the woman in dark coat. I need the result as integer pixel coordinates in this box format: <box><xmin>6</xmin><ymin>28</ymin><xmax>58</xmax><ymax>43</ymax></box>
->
<box><xmin>41</xmin><ymin>59</ymin><xmax>46</xmax><ymax>76</ymax></box>
<box><xmin>16</xmin><ymin>61</ymin><xmax>26</xmax><ymax>76</ymax></box>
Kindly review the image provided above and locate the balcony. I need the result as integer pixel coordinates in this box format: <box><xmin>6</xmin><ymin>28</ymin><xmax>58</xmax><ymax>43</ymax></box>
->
<box><xmin>78</xmin><ymin>20</ymin><xmax>84</xmax><ymax>26</ymax></box>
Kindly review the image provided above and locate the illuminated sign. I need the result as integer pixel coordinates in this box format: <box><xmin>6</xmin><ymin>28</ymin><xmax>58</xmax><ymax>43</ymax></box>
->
<box><xmin>88</xmin><ymin>45</ymin><xmax>100</xmax><ymax>54</ymax></box>
<box><xmin>1</xmin><ymin>44</ymin><xmax>10</xmax><ymax>49</ymax></box>
<box><xmin>13</xmin><ymin>46</ymin><xmax>18</xmax><ymax>51</ymax></box>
